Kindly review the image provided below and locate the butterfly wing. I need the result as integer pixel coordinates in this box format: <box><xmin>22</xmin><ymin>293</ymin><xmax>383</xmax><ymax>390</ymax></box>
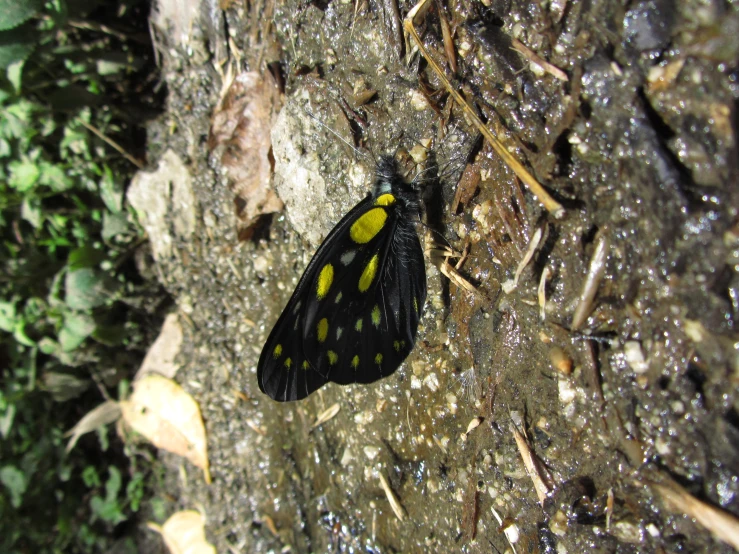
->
<box><xmin>257</xmin><ymin>195</ymin><xmax>376</xmax><ymax>401</ymax></box>
<box><xmin>304</xmin><ymin>215</ymin><xmax>426</xmax><ymax>387</ymax></box>
<box><xmin>258</xmin><ymin>186</ymin><xmax>426</xmax><ymax>402</ymax></box>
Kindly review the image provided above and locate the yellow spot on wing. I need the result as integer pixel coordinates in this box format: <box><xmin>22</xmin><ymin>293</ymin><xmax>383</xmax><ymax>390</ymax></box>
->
<box><xmin>350</xmin><ymin>207</ymin><xmax>387</xmax><ymax>244</ymax></box>
<box><xmin>371</xmin><ymin>305</ymin><xmax>381</xmax><ymax>327</ymax></box>
<box><xmin>284</xmin><ymin>357</ymin><xmax>292</xmax><ymax>368</ymax></box>
<box><xmin>351</xmin><ymin>355</ymin><xmax>359</xmax><ymax>368</ymax></box>
<box><xmin>335</xmin><ymin>291</ymin><xmax>343</xmax><ymax>303</ymax></box>
<box><xmin>316</xmin><ymin>264</ymin><xmax>334</xmax><ymax>299</ymax></box>
<box><xmin>317</xmin><ymin>318</ymin><xmax>329</xmax><ymax>343</ymax></box>
<box><xmin>359</xmin><ymin>254</ymin><xmax>379</xmax><ymax>292</ymax></box>
<box><xmin>273</xmin><ymin>344</ymin><xmax>282</xmax><ymax>358</ymax></box>
<box><xmin>302</xmin><ymin>360</ymin><xmax>310</xmax><ymax>370</ymax></box>
<box><xmin>375</xmin><ymin>193</ymin><xmax>396</xmax><ymax>206</ymax></box>
<box><xmin>374</xmin><ymin>353</ymin><xmax>383</xmax><ymax>365</ymax></box>
<box><xmin>327</xmin><ymin>351</ymin><xmax>338</xmax><ymax>365</ymax></box>
<box><xmin>355</xmin><ymin>319</ymin><xmax>363</xmax><ymax>331</ymax></box>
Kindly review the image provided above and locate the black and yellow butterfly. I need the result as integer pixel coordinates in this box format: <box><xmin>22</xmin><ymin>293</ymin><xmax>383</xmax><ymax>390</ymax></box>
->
<box><xmin>257</xmin><ymin>156</ymin><xmax>427</xmax><ymax>401</ymax></box>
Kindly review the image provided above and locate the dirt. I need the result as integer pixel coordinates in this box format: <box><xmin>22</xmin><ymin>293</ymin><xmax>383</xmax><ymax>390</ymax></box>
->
<box><xmin>143</xmin><ymin>0</ymin><xmax>739</xmax><ymax>551</ymax></box>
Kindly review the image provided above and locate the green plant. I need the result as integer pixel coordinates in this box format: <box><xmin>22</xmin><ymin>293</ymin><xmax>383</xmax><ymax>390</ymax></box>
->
<box><xmin>0</xmin><ymin>0</ymin><xmax>165</xmax><ymax>551</ymax></box>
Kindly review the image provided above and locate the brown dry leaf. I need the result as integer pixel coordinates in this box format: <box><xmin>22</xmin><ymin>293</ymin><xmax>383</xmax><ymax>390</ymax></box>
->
<box><xmin>135</xmin><ymin>313</ymin><xmax>184</xmax><ymax>380</ymax></box>
<box><xmin>120</xmin><ymin>374</ymin><xmax>211</xmax><ymax>483</ymax></box>
<box><xmin>65</xmin><ymin>400</ymin><xmax>121</xmax><ymax>453</ymax></box>
<box><xmin>451</xmin><ymin>162</ymin><xmax>481</xmax><ymax>213</ymax></box>
<box><xmin>148</xmin><ymin>510</ymin><xmax>216</xmax><ymax>554</ymax></box>
<box><xmin>312</xmin><ymin>403</ymin><xmax>341</xmax><ymax>428</ymax></box>
<box><xmin>209</xmin><ymin>71</ymin><xmax>283</xmax><ymax>240</ymax></box>
<box><xmin>651</xmin><ymin>480</ymin><xmax>739</xmax><ymax>550</ymax></box>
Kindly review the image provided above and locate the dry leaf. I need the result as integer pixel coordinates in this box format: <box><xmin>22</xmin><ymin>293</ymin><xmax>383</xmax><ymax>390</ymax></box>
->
<box><xmin>651</xmin><ymin>480</ymin><xmax>739</xmax><ymax>550</ymax></box>
<box><xmin>65</xmin><ymin>400</ymin><xmax>122</xmax><ymax>453</ymax></box>
<box><xmin>312</xmin><ymin>403</ymin><xmax>341</xmax><ymax>428</ymax></box>
<box><xmin>209</xmin><ymin>71</ymin><xmax>283</xmax><ymax>240</ymax></box>
<box><xmin>148</xmin><ymin>510</ymin><xmax>216</xmax><ymax>554</ymax></box>
<box><xmin>135</xmin><ymin>313</ymin><xmax>184</xmax><ymax>380</ymax></box>
<box><xmin>120</xmin><ymin>374</ymin><xmax>211</xmax><ymax>483</ymax></box>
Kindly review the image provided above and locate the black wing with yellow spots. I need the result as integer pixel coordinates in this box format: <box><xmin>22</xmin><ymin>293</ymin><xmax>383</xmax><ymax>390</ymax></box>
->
<box><xmin>257</xmin><ymin>156</ymin><xmax>427</xmax><ymax>401</ymax></box>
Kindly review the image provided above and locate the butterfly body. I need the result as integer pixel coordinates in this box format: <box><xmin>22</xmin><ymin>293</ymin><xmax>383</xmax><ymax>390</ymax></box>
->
<box><xmin>258</xmin><ymin>156</ymin><xmax>427</xmax><ymax>401</ymax></box>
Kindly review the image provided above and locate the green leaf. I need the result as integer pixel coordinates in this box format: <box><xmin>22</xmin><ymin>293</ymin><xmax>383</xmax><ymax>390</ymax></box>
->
<box><xmin>48</xmin><ymin>269</ymin><xmax>65</xmax><ymax>307</ymax></box>
<box><xmin>13</xmin><ymin>320</ymin><xmax>35</xmax><ymax>346</ymax></box>
<box><xmin>0</xmin><ymin>24</ymin><xmax>36</xmax><ymax>69</ymax></box>
<box><xmin>99</xmin><ymin>165</ymin><xmax>122</xmax><ymax>213</ymax></box>
<box><xmin>21</xmin><ymin>195</ymin><xmax>42</xmax><ymax>228</ymax></box>
<box><xmin>0</xmin><ymin>0</ymin><xmax>43</xmax><ymax>31</ymax></box>
<box><xmin>22</xmin><ymin>296</ymin><xmax>46</xmax><ymax>324</ymax></box>
<box><xmin>105</xmin><ymin>466</ymin><xmax>122</xmax><ymax>500</ymax></box>
<box><xmin>0</xmin><ymin>299</ymin><xmax>16</xmax><ymax>331</ymax></box>
<box><xmin>38</xmin><ymin>336</ymin><xmax>59</xmax><ymax>355</ymax></box>
<box><xmin>64</xmin><ymin>267</ymin><xmax>116</xmax><ymax>310</ymax></box>
<box><xmin>0</xmin><ymin>465</ymin><xmax>27</xmax><ymax>508</ymax></box>
<box><xmin>96</xmin><ymin>424</ymin><xmax>109</xmax><ymax>451</ymax></box>
<box><xmin>82</xmin><ymin>465</ymin><xmax>100</xmax><ymax>488</ymax></box>
<box><xmin>102</xmin><ymin>210</ymin><xmax>129</xmax><ymax>241</ymax></box>
<box><xmin>7</xmin><ymin>158</ymin><xmax>40</xmax><ymax>191</ymax></box>
<box><xmin>68</xmin><ymin>244</ymin><xmax>105</xmax><ymax>270</ymax></box>
<box><xmin>0</xmin><ymin>403</ymin><xmax>16</xmax><ymax>438</ymax></box>
<box><xmin>58</xmin><ymin>310</ymin><xmax>95</xmax><ymax>352</ymax></box>
<box><xmin>150</xmin><ymin>497</ymin><xmax>167</xmax><ymax>522</ymax></box>
<box><xmin>90</xmin><ymin>467</ymin><xmax>125</xmax><ymax>524</ymax></box>
<box><xmin>39</xmin><ymin>161</ymin><xmax>73</xmax><ymax>191</ymax></box>
<box><xmin>7</xmin><ymin>58</ymin><xmax>23</xmax><ymax>92</ymax></box>
<box><xmin>60</xmin><ymin>123</ymin><xmax>89</xmax><ymax>160</ymax></box>
<box><xmin>126</xmin><ymin>472</ymin><xmax>144</xmax><ymax>512</ymax></box>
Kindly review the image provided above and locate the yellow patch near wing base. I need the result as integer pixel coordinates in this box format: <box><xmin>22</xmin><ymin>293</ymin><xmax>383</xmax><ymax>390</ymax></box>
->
<box><xmin>350</xmin><ymin>208</ymin><xmax>387</xmax><ymax>244</ymax></box>
<box><xmin>375</xmin><ymin>193</ymin><xmax>396</xmax><ymax>206</ymax></box>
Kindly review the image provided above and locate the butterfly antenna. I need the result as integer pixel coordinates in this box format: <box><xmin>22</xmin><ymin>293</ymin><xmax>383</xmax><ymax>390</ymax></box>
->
<box><xmin>305</xmin><ymin>109</ymin><xmax>365</xmax><ymax>160</ymax></box>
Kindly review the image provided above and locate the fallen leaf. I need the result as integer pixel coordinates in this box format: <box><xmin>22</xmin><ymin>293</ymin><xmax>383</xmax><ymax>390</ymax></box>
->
<box><xmin>148</xmin><ymin>510</ymin><xmax>216</xmax><ymax>554</ymax></box>
<box><xmin>651</xmin><ymin>479</ymin><xmax>739</xmax><ymax>550</ymax></box>
<box><xmin>209</xmin><ymin>71</ymin><xmax>283</xmax><ymax>240</ymax></box>
<box><xmin>65</xmin><ymin>400</ymin><xmax>122</xmax><ymax>453</ymax></box>
<box><xmin>312</xmin><ymin>403</ymin><xmax>340</xmax><ymax>428</ymax></box>
<box><xmin>135</xmin><ymin>313</ymin><xmax>184</xmax><ymax>380</ymax></box>
<box><xmin>120</xmin><ymin>374</ymin><xmax>210</xmax><ymax>483</ymax></box>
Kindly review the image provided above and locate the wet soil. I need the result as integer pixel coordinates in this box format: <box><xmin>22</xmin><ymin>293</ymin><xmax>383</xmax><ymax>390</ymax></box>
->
<box><xmin>145</xmin><ymin>0</ymin><xmax>739</xmax><ymax>551</ymax></box>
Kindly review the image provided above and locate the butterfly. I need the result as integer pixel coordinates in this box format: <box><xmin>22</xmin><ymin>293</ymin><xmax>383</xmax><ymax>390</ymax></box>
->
<box><xmin>257</xmin><ymin>155</ymin><xmax>427</xmax><ymax>401</ymax></box>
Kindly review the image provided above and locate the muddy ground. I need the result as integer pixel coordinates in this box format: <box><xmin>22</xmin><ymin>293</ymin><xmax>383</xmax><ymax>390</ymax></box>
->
<box><xmin>140</xmin><ymin>0</ymin><xmax>739</xmax><ymax>551</ymax></box>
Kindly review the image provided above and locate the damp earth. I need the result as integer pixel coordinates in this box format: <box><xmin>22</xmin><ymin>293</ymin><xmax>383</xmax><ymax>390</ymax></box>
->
<box><xmin>140</xmin><ymin>0</ymin><xmax>739</xmax><ymax>551</ymax></box>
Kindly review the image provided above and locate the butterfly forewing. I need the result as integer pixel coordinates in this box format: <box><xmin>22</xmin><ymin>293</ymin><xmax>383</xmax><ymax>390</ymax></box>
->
<box><xmin>257</xmin><ymin>158</ymin><xmax>427</xmax><ymax>401</ymax></box>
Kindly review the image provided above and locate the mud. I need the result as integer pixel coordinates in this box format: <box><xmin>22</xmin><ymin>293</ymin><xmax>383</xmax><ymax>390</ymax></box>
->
<box><xmin>144</xmin><ymin>0</ymin><xmax>739</xmax><ymax>551</ymax></box>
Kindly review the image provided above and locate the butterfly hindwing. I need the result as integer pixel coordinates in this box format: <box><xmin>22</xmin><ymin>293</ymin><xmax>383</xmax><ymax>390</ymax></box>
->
<box><xmin>257</xmin><ymin>157</ymin><xmax>427</xmax><ymax>401</ymax></box>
